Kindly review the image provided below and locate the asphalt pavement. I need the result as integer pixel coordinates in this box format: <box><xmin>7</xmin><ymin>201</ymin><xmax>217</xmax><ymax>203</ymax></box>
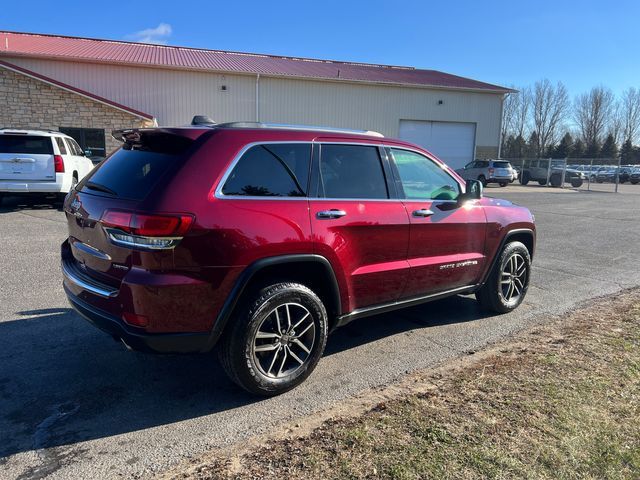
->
<box><xmin>1</xmin><ymin>186</ymin><xmax>640</xmax><ymax>479</ymax></box>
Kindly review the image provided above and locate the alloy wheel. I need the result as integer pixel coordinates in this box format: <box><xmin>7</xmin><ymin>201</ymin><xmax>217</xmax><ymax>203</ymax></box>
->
<box><xmin>252</xmin><ymin>302</ymin><xmax>316</xmax><ymax>378</ymax></box>
<box><xmin>500</xmin><ymin>253</ymin><xmax>527</xmax><ymax>303</ymax></box>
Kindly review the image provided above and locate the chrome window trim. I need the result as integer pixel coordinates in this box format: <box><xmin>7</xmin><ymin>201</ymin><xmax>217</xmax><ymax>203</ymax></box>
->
<box><xmin>214</xmin><ymin>140</ymin><xmax>463</xmax><ymax>201</ymax></box>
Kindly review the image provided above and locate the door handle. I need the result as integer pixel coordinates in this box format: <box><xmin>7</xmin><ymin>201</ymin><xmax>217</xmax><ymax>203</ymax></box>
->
<box><xmin>316</xmin><ymin>209</ymin><xmax>347</xmax><ymax>219</ymax></box>
<box><xmin>412</xmin><ymin>209</ymin><xmax>435</xmax><ymax>217</ymax></box>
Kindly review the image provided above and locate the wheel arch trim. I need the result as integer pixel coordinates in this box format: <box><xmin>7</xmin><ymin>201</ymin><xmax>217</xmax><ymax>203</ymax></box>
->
<box><xmin>479</xmin><ymin>228</ymin><xmax>535</xmax><ymax>287</ymax></box>
<box><xmin>205</xmin><ymin>254</ymin><xmax>342</xmax><ymax>351</ymax></box>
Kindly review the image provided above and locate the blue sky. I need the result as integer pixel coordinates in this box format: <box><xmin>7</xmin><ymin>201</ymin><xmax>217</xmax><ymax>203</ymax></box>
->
<box><xmin>2</xmin><ymin>0</ymin><xmax>638</xmax><ymax>97</ymax></box>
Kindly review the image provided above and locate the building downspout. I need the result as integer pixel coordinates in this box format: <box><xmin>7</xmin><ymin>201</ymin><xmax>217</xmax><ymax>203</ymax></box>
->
<box><xmin>497</xmin><ymin>93</ymin><xmax>507</xmax><ymax>158</ymax></box>
<box><xmin>255</xmin><ymin>74</ymin><xmax>260</xmax><ymax>122</ymax></box>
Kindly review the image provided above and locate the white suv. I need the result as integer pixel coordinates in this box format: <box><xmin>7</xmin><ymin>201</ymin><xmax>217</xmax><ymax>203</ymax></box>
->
<box><xmin>0</xmin><ymin>129</ymin><xmax>95</xmax><ymax>202</ymax></box>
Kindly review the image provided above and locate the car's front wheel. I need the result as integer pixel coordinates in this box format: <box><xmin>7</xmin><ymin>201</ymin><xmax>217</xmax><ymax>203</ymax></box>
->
<box><xmin>218</xmin><ymin>282</ymin><xmax>328</xmax><ymax>396</ymax></box>
<box><xmin>476</xmin><ymin>241</ymin><xmax>531</xmax><ymax>313</ymax></box>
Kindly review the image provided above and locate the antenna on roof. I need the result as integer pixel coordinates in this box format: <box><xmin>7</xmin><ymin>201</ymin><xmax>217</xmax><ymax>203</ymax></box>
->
<box><xmin>191</xmin><ymin>115</ymin><xmax>216</xmax><ymax>126</ymax></box>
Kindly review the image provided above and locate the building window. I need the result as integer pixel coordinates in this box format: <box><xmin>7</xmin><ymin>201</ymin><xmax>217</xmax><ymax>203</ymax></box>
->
<box><xmin>59</xmin><ymin>127</ymin><xmax>106</xmax><ymax>161</ymax></box>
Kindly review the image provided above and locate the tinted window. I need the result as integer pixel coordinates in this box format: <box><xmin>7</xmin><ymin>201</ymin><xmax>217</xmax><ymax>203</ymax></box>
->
<box><xmin>493</xmin><ymin>161</ymin><xmax>511</xmax><ymax>168</ymax></box>
<box><xmin>222</xmin><ymin>144</ymin><xmax>310</xmax><ymax>197</ymax></box>
<box><xmin>390</xmin><ymin>148</ymin><xmax>460</xmax><ymax>201</ymax></box>
<box><xmin>320</xmin><ymin>145</ymin><xmax>388</xmax><ymax>199</ymax></box>
<box><xmin>79</xmin><ymin>149</ymin><xmax>179</xmax><ymax>201</ymax></box>
<box><xmin>0</xmin><ymin>135</ymin><xmax>53</xmax><ymax>154</ymax></box>
<box><xmin>55</xmin><ymin>137</ymin><xmax>67</xmax><ymax>155</ymax></box>
<box><xmin>476</xmin><ymin>160</ymin><xmax>490</xmax><ymax>168</ymax></box>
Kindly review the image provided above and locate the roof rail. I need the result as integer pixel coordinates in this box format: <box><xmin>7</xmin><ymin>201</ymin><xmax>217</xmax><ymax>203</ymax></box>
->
<box><xmin>0</xmin><ymin>127</ymin><xmax>61</xmax><ymax>134</ymax></box>
<box><xmin>212</xmin><ymin>121</ymin><xmax>384</xmax><ymax>138</ymax></box>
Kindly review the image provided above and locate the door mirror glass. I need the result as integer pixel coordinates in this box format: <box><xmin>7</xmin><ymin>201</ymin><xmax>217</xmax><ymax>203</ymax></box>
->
<box><xmin>462</xmin><ymin>179</ymin><xmax>483</xmax><ymax>200</ymax></box>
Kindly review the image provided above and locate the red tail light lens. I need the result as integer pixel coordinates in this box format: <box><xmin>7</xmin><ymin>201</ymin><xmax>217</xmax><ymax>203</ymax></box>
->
<box><xmin>100</xmin><ymin>210</ymin><xmax>194</xmax><ymax>237</ymax></box>
<box><xmin>488</xmin><ymin>167</ymin><xmax>495</xmax><ymax>175</ymax></box>
<box><xmin>122</xmin><ymin>312</ymin><xmax>149</xmax><ymax>327</ymax></box>
<box><xmin>54</xmin><ymin>155</ymin><xmax>65</xmax><ymax>173</ymax></box>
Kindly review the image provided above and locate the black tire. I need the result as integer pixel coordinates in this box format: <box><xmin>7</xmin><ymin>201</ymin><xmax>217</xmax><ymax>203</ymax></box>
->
<box><xmin>0</xmin><ymin>193</ymin><xmax>4</xmax><ymax>205</ymax></box>
<box><xmin>476</xmin><ymin>241</ymin><xmax>531</xmax><ymax>314</ymax></box>
<box><xmin>499</xmin><ymin>182</ymin><xmax>508</xmax><ymax>187</ymax></box>
<box><xmin>478</xmin><ymin>175</ymin><xmax>487</xmax><ymax>187</ymax></box>
<box><xmin>538</xmin><ymin>179</ymin><xmax>547</xmax><ymax>186</ymax></box>
<box><xmin>218</xmin><ymin>282</ymin><xmax>328</xmax><ymax>396</ymax></box>
<box><xmin>570</xmin><ymin>178</ymin><xmax>583</xmax><ymax>188</ymax></box>
<box><xmin>520</xmin><ymin>172</ymin><xmax>530</xmax><ymax>185</ymax></box>
<box><xmin>549</xmin><ymin>173</ymin><xmax>562</xmax><ymax>187</ymax></box>
<box><xmin>597</xmin><ymin>178</ymin><xmax>604</xmax><ymax>183</ymax></box>
<box><xmin>631</xmin><ymin>179</ymin><xmax>639</xmax><ymax>185</ymax></box>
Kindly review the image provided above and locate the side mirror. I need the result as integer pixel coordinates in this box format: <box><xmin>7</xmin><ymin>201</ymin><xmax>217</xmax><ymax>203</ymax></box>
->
<box><xmin>459</xmin><ymin>179</ymin><xmax>483</xmax><ymax>202</ymax></box>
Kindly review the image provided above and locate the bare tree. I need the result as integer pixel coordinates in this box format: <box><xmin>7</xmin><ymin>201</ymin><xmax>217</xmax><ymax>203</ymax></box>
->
<box><xmin>532</xmin><ymin>79</ymin><xmax>569</xmax><ymax>157</ymax></box>
<box><xmin>609</xmin><ymin>101</ymin><xmax>624</xmax><ymax>146</ymax></box>
<box><xmin>620</xmin><ymin>87</ymin><xmax>640</xmax><ymax>144</ymax></box>
<box><xmin>573</xmin><ymin>86</ymin><xmax>615</xmax><ymax>149</ymax></box>
<box><xmin>501</xmin><ymin>87</ymin><xmax>531</xmax><ymax>151</ymax></box>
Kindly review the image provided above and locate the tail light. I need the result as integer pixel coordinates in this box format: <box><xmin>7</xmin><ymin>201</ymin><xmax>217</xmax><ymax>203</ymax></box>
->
<box><xmin>100</xmin><ymin>210</ymin><xmax>194</xmax><ymax>250</ymax></box>
<box><xmin>54</xmin><ymin>155</ymin><xmax>65</xmax><ymax>173</ymax></box>
<box><xmin>488</xmin><ymin>167</ymin><xmax>495</xmax><ymax>176</ymax></box>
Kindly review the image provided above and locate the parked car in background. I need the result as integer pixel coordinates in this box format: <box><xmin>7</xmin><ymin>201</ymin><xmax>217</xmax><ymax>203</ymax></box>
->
<box><xmin>455</xmin><ymin>159</ymin><xmax>515</xmax><ymax>187</ymax></box>
<box><xmin>519</xmin><ymin>159</ymin><xmax>586</xmax><ymax>188</ymax></box>
<box><xmin>0</xmin><ymin>129</ymin><xmax>94</xmax><ymax>204</ymax></box>
<box><xmin>595</xmin><ymin>168</ymin><xmax>617</xmax><ymax>183</ymax></box>
<box><xmin>61</xmin><ymin>122</ymin><xmax>535</xmax><ymax>395</ymax></box>
<box><xmin>630</xmin><ymin>168</ymin><xmax>640</xmax><ymax>185</ymax></box>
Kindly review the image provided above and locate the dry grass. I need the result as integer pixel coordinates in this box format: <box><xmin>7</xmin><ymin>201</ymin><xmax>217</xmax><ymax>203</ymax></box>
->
<box><xmin>166</xmin><ymin>291</ymin><xmax>640</xmax><ymax>480</ymax></box>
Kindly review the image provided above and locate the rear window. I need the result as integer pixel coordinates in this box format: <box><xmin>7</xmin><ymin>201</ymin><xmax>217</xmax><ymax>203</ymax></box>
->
<box><xmin>493</xmin><ymin>161</ymin><xmax>511</xmax><ymax>168</ymax></box>
<box><xmin>79</xmin><ymin>149</ymin><xmax>180</xmax><ymax>201</ymax></box>
<box><xmin>0</xmin><ymin>135</ymin><xmax>53</xmax><ymax>154</ymax></box>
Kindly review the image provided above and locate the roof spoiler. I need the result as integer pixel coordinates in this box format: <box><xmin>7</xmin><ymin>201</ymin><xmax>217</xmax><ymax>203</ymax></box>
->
<box><xmin>112</xmin><ymin>128</ymin><xmax>202</xmax><ymax>154</ymax></box>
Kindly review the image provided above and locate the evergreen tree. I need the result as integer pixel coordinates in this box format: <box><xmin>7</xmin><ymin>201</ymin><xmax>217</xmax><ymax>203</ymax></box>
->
<box><xmin>527</xmin><ymin>131</ymin><xmax>540</xmax><ymax>157</ymax></box>
<box><xmin>585</xmin><ymin>140</ymin><xmax>601</xmax><ymax>159</ymax></box>
<box><xmin>573</xmin><ymin>139</ymin><xmax>586</xmax><ymax>158</ymax></box>
<box><xmin>620</xmin><ymin>139</ymin><xmax>633</xmax><ymax>162</ymax></box>
<box><xmin>553</xmin><ymin>132</ymin><xmax>574</xmax><ymax>158</ymax></box>
<box><xmin>600</xmin><ymin>134</ymin><xmax>618</xmax><ymax>159</ymax></box>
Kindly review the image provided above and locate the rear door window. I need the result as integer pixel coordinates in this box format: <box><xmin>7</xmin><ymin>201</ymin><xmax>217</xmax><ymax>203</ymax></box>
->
<box><xmin>221</xmin><ymin>143</ymin><xmax>311</xmax><ymax>197</ymax></box>
<box><xmin>55</xmin><ymin>137</ymin><xmax>67</xmax><ymax>155</ymax></box>
<box><xmin>0</xmin><ymin>135</ymin><xmax>53</xmax><ymax>154</ymax></box>
<box><xmin>319</xmin><ymin>144</ymin><xmax>388</xmax><ymax>199</ymax></box>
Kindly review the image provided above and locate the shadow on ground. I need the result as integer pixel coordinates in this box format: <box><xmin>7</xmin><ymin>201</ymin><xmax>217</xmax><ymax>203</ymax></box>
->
<box><xmin>0</xmin><ymin>295</ymin><xmax>488</xmax><ymax>459</ymax></box>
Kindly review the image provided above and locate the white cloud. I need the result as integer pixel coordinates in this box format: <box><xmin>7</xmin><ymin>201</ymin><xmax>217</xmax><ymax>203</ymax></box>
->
<box><xmin>125</xmin><ymin>23</ymin><xmax>172</xmax><ymax>45</ymax></box>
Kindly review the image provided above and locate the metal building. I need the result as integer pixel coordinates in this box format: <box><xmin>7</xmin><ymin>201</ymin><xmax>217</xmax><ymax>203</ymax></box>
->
<box><xmin>0</xmin><ymin>31</ymin><xmax>512</xmax><ymax>168</ymax></box>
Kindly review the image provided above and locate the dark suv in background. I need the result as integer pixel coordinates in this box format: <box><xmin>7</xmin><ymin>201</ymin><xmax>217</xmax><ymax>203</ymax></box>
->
<box><xmin>61</xmin><ymin>122</ymin><xmax>535</xmax><ymax>395</ymax></box>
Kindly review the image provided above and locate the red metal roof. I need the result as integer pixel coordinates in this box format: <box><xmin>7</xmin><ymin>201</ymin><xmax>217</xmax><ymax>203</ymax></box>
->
<box><xmin>0</xmin><ymin>59</ymin><xmax>155</xmax><ymax>120</ymax></box>
<box><xmin>0</xmin><ymin>31</ymin><xmax>511</xmax><ymax>93</ymax></box>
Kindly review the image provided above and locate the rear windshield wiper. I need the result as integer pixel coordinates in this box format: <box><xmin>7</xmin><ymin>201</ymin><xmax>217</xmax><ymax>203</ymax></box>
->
<box><xmin>84</xmin><ymin>181</ymin><xmax>117</xmax><ymax>196</ymax></box>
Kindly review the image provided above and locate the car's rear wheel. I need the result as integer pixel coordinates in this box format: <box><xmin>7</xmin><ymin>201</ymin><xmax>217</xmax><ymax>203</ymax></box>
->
<box><xmin>570</xmin><ymin>178</ymin><xmax>583</xmax><ymax>188</ymax></box>
<box><xmin>538</xmin><ymin>179</ymin><xmax>547</xmax><ymax>186</ymax></box>
<box><xmin>499</xmin><ymin>182</ymin><xmax>508</xmax><ymax>187</ymax></box>
<box><xmin>218</xmin><ymin>282</ymin><xmax>328</xmax><ymax>396</ymax></box>
<box><xmin>520</xmin><ymin>172</ymin><xmax>530</xmax><ymax>185</ymax></box>
<box><xmin>631</xmin><ymin>179</ymin><xmax>639</xmax><ymax>185</ymax></box>
<box><xmin>476</xmin><ymin>241</ymin><xmax>531</xmax><ymax>313</ymax></box>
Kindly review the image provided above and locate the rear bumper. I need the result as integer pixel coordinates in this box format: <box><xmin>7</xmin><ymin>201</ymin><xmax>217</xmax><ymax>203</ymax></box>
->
<box><xmin>64</xmin><ymin>284</ymin><xmax>211</xmax><ymax>354</ymax></box>
<box><xmin>487</xmin><ymin>176</ymin><xmax>512</xmax><ymax>183</ymax></box>
<box><xmin>0</xmin><ymin>174</ymin><xmax>67</xmax><ymax>193</ymax></box>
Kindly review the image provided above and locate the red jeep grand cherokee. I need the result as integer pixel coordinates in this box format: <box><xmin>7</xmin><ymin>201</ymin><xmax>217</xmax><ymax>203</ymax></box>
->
<box><xmin>62</xmin><ymin>123</ymin><xmax>535</xmax><ymax>395</ymax></box>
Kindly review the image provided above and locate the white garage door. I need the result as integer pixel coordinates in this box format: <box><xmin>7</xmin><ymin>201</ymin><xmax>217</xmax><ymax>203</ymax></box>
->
<box><xmin>398</xmin><ymin>120</ymin><xmax>476</xmax><ymax>170</ymax></box>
